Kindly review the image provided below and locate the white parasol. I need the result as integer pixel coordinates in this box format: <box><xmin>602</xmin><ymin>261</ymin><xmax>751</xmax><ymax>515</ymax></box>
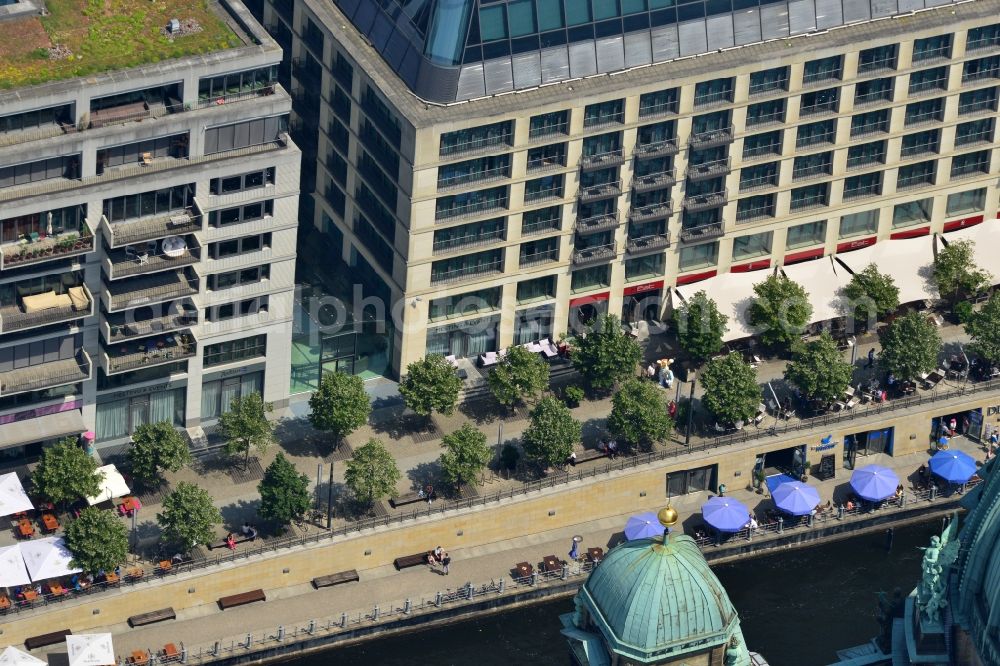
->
<box><xmin>20</xmin><ymin>537</ymin><xmax>81</xmax><ymax>581</ymax></box>
<box><xmin>66</xmin><ymin>635</ymin><xmax>115</xmax><ymax>666</ymax></box>
<box><xmin>0</xmin><ymin>473</ymin><xmax>33</xmax><ymax>517</ymax></box>
<box><xmin>0</xmin><ymin>544</ymin><xmax>31</xmax><ymax>587</ymax></box>
<box><xmin>85</xmin><ymin>464</ymin><xmax>131</xmax><ymax>506</ymax></box>
<box><xmin>0</xmin><ymin>646</ymin><xmax>46</xmax><ymax>666</ymax></box>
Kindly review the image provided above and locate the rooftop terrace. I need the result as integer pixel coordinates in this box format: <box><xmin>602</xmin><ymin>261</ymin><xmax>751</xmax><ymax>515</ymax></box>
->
<box><xmin>0</xmin><ymin>0</ymin><xmax>243</xmax><ymax>90</ymax></box>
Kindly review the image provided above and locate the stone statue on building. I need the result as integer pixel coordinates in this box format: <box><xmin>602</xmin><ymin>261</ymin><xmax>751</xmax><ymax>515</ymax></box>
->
<box><xmin>917</xmin><ymin>513</ymin><xmax>961</xmax><ymax>625</ymax></box>
<box><xmin>724</xmin><ymin>636</ymin><xmax>742</xmax><ymax>666</ymax></box>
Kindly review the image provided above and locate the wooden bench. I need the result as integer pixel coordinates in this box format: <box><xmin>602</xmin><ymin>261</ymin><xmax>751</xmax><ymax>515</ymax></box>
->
<box><xmin>312</xmin><ymin>569</ymin><xmax>360</xmax><ymax>589</ymax></box>
<box><xmin>25</xmin><ymin>629</ymin><xmax>71</xmax><ymax>650</ymax></box>
<box><xmin>389</xmin><ymin>492</ymin><xmax>426</xmax><ymax>508</ymax></box>
<box><xmin>218</xmin><ymin>589</ymin><xmax>266</xmax><ymax>610</ymax></box>
<box><xmin>128</xmin><ymin>607</ymin><xmax>176</xmax><ymax>628</ymax></box>
<box><xmin>394</xmin><ymin>552</ymin><xmax>432</xmax><ymax>570</ymax></box>
<box><xmin>207</xmin><ymin>535</ymin><xmax>255</xmax><ymax>550</ymax></box>
<box><xmin>575</xmin><ymin>449</ymin><xmax>608</xmax><ymax>464</ymax></box>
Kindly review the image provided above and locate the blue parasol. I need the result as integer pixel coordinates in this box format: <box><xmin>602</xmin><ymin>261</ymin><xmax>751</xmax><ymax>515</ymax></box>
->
<box><xmin>624</xmin><ymin>512</ymin><xmax>664</xmax><ymax>541</ymax></box>
<box><xmin>772</xmin><ymin>481</ymin><xmax>821</xmax><ymax>516</ymax></box>
<box><xmin>702</xmin><ymin>497</ymin><xmax>751</xmax><ymax>533</ymax></box>
<box><xmin>850</xmin><ymin>465</ymin><xmax>899</xmax><ymax>501</ymax></box>
<box><xmin>928</xmin><ymin>450</ymin><xmax>977</xmax><ymax>483</ymax></box>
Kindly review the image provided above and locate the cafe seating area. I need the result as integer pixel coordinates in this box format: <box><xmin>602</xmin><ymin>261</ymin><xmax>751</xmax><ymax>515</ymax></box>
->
<box><xmin>511</xmin><ymin>545</ymin><xmax>605</xmax><ymax>582</ymax></box>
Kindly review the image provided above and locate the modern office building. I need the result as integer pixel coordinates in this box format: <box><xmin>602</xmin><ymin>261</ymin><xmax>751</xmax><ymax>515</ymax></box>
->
<box><xmin>262</xmin><ymin>0</ymin><xmax>1000</xmax><ymax>374</ymax></box>
<box><xmin>0</xmin><ymin>0</ymin><xmax>300</xmax><ymax>457</ymax></box>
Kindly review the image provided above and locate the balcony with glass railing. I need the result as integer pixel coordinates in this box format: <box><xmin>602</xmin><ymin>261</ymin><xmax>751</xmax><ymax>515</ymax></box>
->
<box><xmin>745</xmin><ymin>109</ymin><xmax>785</xmax><ymax>128</ymax></box>
<box><xmin>693</xmin><ymin>90</ymin><xmax>733</xmax><ymax>107</ymax></box>
<box><xmin>749</xmin><ymin>78</ymin><xmax>788</xmax><ymax>98</ymax></box>
<box><xmin>626</xmin><ymin>232</ymin><xmax>670</xmax><ymax>254</ymax></box>
<box><xmin>572</xmin><ymin>243</ymin><xmax>616</xmax><ymax>265</ymax></box>
<box><xmin>0</xmin><ymin>350</ymin><xmax>91</xmax><ymax>397</ymax></box>
<box><xmin>101</xmin><ymin>331</ymin><xmax>196</xmax><ymax>375</ymax></box>
<box><xmin>578</xmin><ymin>181</ymin><xmax>621</xmax><ymax>203</ymax></box>
<box><xmin>0</xmin><ymin>283</ymin><xmax>94</xmax><ymax>334</ymax></box>
<box><xmin>854</xmin><ymin>90</ymin><xmax>893</xmax><ymax>107</ymax></box>
<box><xmin>678</xmin><ymin>222</ymin><xmax>724</xmax><ymax>243</ymax></box>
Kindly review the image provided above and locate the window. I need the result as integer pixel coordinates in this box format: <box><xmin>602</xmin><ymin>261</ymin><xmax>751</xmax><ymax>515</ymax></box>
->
<box><xmin>517</xmin><ymin>275</ymin><xmax>556</xmax><ymax>303</ymax></box>
<box><xmin>428</xmin><ymin>287</ymin><xmax>501</xmax><ymax>320</ymax></box>
<box><xmin>858</xmin><ymin>44</ymin><xmax>897</xmax><ymax>73</ymax></box>
<box><xmin>522</xmin><ymin>206</ymin><xmax>561</xmax><ymax>235</ymax></box>
<box><xmin>742</xmin><ymin>131</ymin><xmax>782</xmax><ymax>159</ymax></box>
<box><xmin>963</xmin><ymin>56</ymin><xmax>1000</xmax><ymax>83</ymax></box>
<box><xmin>796</xmin><ymin>120</ymin><xmax>836</xmax><ymax>148</ymax></box>
<box><xmin>904</xmin><ymin>98</ymin><xmax>943</xmax><ymax>126</ymax></box>
<box><xmin>529</xmin><ymin>111</ymin><xmax>568</xmax><ymax>139</ymax></box>
<box><xmin>951</xmin><ymin>151</ymin><xmax>991</xmax><ymax>178</ymax></box>
<box><xmin>205</xmin><ymin>296</ymin><xmax>267</xmax><ymax>322</ymax></box>
<box><xmin>355</xmin><ymin>183</ymin><xmax>395</xmax><ymax>240</ymax></box>
<box><xmin>361</xmin><ymin>85</ymin><xmax>401</xmax><ymax>144</ymax></box>
<box><xmin>524</xmin><ymin>174</ymin><xmax>564</xmax><ymax>202</ymax></box>
<box><xmin>103</xmin><ymin>184</ymin><xmax>191</xmax><ymax>222</ymax></box>
<box><xmin>638</xmin><ymin>88</ymin><xmax>678</xmax><ymax>117</ymax></box>
<box><xmin>328</xmin><ymin>118</ymin><xmax>349</xmax><ymax>154</ymax></box>
<box><xmin>790</xmin><ymin>183</ymin><xmax>828</xmax><ymax>210</ymax></box>
<box><xmin>843</xmin><ymin>172</ymin><xmax>882</xmax><ymax>200</ymax></box>
<box><xmin>946</xmin><ymin>188</ymin><xmax>986</xmax><ymax>216</ymax></box>
<box><xmin>851</xmin><ymin>109</ymin><xmax>889</xmax><ymax>137</ymax></box>
<box><xmin>95</xmin><ymin>387</ymin><xmax>185</xmax><ymax>441</ymax></box>
<box><xmin>749</xmin><ymin>66</ymin><xmax>788</xmax><ymax>95</ymax></box>
<box><xmin>200</xmin><ymin>371</ymin><xmax>263</xmax><ymax>419</ymax></box>
<box><xmin>209</xmin><ymin>265</ymin><xmax>270</xmax><ymax>290</ymax></box>
<box><xmin>959</xmin><ymin>87</ymin><xmax>998</xmax><ymax>115</ymax></box>
<box><xmin>846</xmin><ymin>140</ymin><xmax>886</xmax><ymax>169</ymax></box>
<box><xmin>800</xmin><ymin>88</ymin><xmax>839</xmax><ymax>115</ymax></box>
<box><xmin>527</xmin><ymin>143</ymin><xmax>566</xmax><ymax>170</ymax></box>
<box><xmin>897</xmin><ymin>160</ymin><xmax>936</xmax><ymax>189</ymax></box>
<box><xmin>908</xmin><ymin>66</ymin><xmax>948</xmax><ymax>95</ymax></box>
<box><xmin>571</xmin><ymin>264</ymin><xmax>611</xmax><ymax>291</ymax></box>
<box><xmin>739</xmin><ymin>162</ymin><xmax>778</xmax><ymax>190</ymax></box>
<box><xmin>431</xmin><ymin>249</ymin><xmax>503</xmax><ymax>283</ymax></box>
<box><xmin>912</xmin><ymin>34</ymin><xmax>951</xmax><ymax>62</ymax></box>
<box><xmin>98</xmin><ymin>133</ymin><xmax>188</xmax><ymax>170</ymax></box>
<box><xmin>786</xmin><ymin>220</ymin><xmax>826</xmax><ymax>249</ymax></box>
<box><xmin>0</xmin><ymin>103</ymin><xmax>73</xmax><ymax>134</ymax></box>
<box><xmin>803</xmin><ymin>55</ymin><xmax>842</xmax><ymax>84</ymax></box>
<box><xmin>204</xmin><ymin>117</ymin><xmax>286</xmax><ymax>154</ymax></box>
<box><xmin>0</xmin><ymin>154</ymin><xmax>80</xmax><ymax>189</ymax></box>
<box><xmin>967</xmin><ymin>24</ymin><xmax>1000</xmax><ymax>51</ymax></box>
<box><xmin>745</xmin><ymin>99</ymin><xmax>784</xmax><ymax>127</ymax></box>
<box><xmin>582</xmin><ymin>131</ymin><xmax>622</xmax><ymax>157</ymax></box>
<box><xmin>793</xmin><ymin>152</ymin><xmax>832</xmax><ymax>179</ymax></box>
<box><xmin>694</xmin><ymin>78</ymin><xmax>734</xmax><ymax>106</ymax></box>
<box><xmin>584</xmin><ymin>100</ymin><xmax>624</xmax><ymax>127</ymax></box>
<box><xmin>519</xmin><ymin>237</ymin><xmax>559</xmax><ymax>266</ymax></box>
<box><xmin>354</xmin><ymin>215</ymin><xmax>393</xmax><ymax>272</ymax></box>
<box><xmin>326</xmin><ymin>149</ymin><xmax>347</xmax><ymax>186</ymax></box>
<box><xmin>332</xmin><ymin>51</ymin><xmax>354</xmax><ymax>89</ymax></box>
<box><xmin>839</xmin><ymin>210</ymin><xmax>879</xmax><ymax>238</ymax></box>
<box><xmin>210</xmin><ymin>167</ymin><xmax>275</xmax><ymax>195</ymax></box>
<box><xmin>955</xmin><ymin>119</ymin><xmax>994</xmax><ymax>146</ymax></box>
<box><xmin>433</xmin><ymin>218</ymin><xmax>505</xmax><ymax>252</ymax></box>
<box><xmin>892</xmin><ymin>198</ymin><xmax>932</xmax><ymax>228</ymax></box>
<box><xmin>735</xmin><ymin>194</ymin><xmax>775</xmax><ymax>222</ymax></box>
<box><xmin>325</xmin><ymin>182</ymin><xmax>345</xmax><ymax>218</ymax></box>
<box><xmin>636</xmin><ymin>120</ymin><xmax>675</xmax><ymax>146</ymax></box>
<box><xmin>439</xmin><ymin>121</ymin><xmax>513</xmax><ymax>157</ymax></box>
<box><xmin>691</xmin><ymin>110</ymin><xmax>730</xmax><ymax>136</ymax></box>
<box><xmin>437</xmin><ymin>154</ymin><xmax>511</xmax><ymax>188</ymax></box>
<box><xmin>208</xmin><ymin>200</ymin><xmax>273</xmax><ymax>228</ymax></box>
<box><xmin>900</xmin><ymin>129</ymin><xmax>940</xmax><ymax>157</ymax></box>
<box><xmin>625</xmin><ymin>254</ymin><xmax>665</xmax><ymax>280</ymax></box>
<box><xmin>435</xmin><ymin>186</ymin><xmax>508</xmax><ymax>220</ymax></box>
<box><xmin>854</xmin><ymin>78</ymin><xmax>893</xmax><ymax>106</ymax></box>
<box><xmin>211</xmin><ymin>233</ymin><xmax>270</xmax><ymax>258</ymax></box>
<box><xmin>732</xmin><ymin>231</ymin><xmax>773</xmax><ymax>260</ymax></box>
<box><xmin>197</xmin><ymin>65</ymin><xmax>278</xmax><ymax>101</ymax></box>
<box><xmin>678</xmin><ymin>242</ymin><xmax>719</xmax><ymax>270</ymax></box>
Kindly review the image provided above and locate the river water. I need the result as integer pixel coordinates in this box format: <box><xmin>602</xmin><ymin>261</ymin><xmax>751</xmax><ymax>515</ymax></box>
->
<box><xmin>304</xmin><ymin>519</ymin><xmax>941</xmax><ymax>666</ymax></box>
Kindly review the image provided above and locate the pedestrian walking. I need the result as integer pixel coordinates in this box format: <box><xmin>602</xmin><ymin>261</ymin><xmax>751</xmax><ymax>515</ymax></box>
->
<box><xmin>442</xmin><ymin>552</ymin><xmax>451</xmax><ymax>575</ymax></box>
<box><xmin>866</xmin><ymin>348</ymin><xmax>876</xmax><ymax>369</ymax></box>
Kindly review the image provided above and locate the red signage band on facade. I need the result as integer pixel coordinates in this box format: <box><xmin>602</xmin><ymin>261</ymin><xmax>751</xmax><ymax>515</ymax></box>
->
<box><xmin>889</xmin><ymin>226</ymin><xmax>930</xmax><ymax>240</ymax></box>
<box><xmin>943</xmin><ymin>215</ymin><xmax>984</xmax><ymax>232</ymax></box>
<box><xmin>835</xmin><ymin>236</ymin><xmax>877</xmax><ymax>253</ymax></box>
<box><xmin>783</xmin><ymin>248</ymin><xmax>824</xmax><ymax>265</ymax></box>
<box><xmin>675</xmin><ymin>270</ymin><xmax>717</xmax><ymax>286</ymax></box>
<box><xmin>623</xmin><ymin>280</ymin><xmax>664</xmax><ymax>297</ymax></box>
<box><xmin>730</xmin><ymin>259</ymin><xmax>771</xmax><ymax>273</ymax></box>
<box><xmin>568</xmin><ymin>292</ymin><xmax>610</xmax><ymax>308</ymax></box>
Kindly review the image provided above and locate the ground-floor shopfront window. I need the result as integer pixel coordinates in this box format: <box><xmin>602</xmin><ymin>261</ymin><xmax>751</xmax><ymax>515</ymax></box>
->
<box><xmin>95</xmin><ymin>387</ymin><xmax>186</xmax><ymax>442</ymax></box>
<box><xmin>514</xmin><ymin>305</ymin><xmax>554</xmax><ymax>344</ymax></box>
<box><xmin>425</xmin><ymin>316</ymin><xmax>499</xmax><ymax>358</ymax></box>
<box><xmin>666</xmin><ymin>465</ymin><xmax>716</xmax><ymax>497</ymax></box>
<box><xmin>568</xmin><ymin>296</ymin><xmax>608</xmax><ymax>334</ymax></box>
<box><xmin>201</xmin><ymin>371</ymin><xmax>263</xmax><ymax>421</ymax></box>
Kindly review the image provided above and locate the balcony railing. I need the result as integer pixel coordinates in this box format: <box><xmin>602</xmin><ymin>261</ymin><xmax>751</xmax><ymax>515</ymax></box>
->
<box><xmin>792</xmin><ymin>163</ymin><xmax>832</xmax><ymax>180</ymax></box>
<box><xmin>583</xmin><ymin>112</ymin><xmax>625</xmax><ymax>130</ymax></box>
<box><xmin>0</xmin><ymin>226</ymin><xmax>96</xmax><ymax>270</ymax></box>
<box><xmin>797</xmin><ymin>131</ymin><xmax>837</xmax><ymax>148</ymax></box>
<box><xmin>633</xmin><ymin>138</ymin><xmax>679</xmax><ymax>158</ymax></box>
<box><xmin>432</xmin><ymin>229</ymin><xmax>506</xmax><ymax>254</ymax></box>
<box><xmin>580</xmin><ymin>149</ymin><xmax>625</xmax><ymax>170</ymax></box>
<box><xmin>102</xmin><ymin>332</ymin><xmax>196</xmax><ymax>374</ymax></box>
<box><xmin>955</xmin><ymin>130</ymin><xmax>994</xmax><ymax>147</ymax></box>
<box><xmin>528</xmin><ymin>121</ymin><xmax>568</xmax><ymax>140</ymax></box>
<box><xmin>103</xmin><ymin>237</ymin><xmax>201</xmax><ymax>280</ymax></box>
<box><xmin>522</xmin><ymin>218</ymin><xmax>561</xmax><ymax>236</ymax></box>
<box><xmin>435</xmin><ymin>198</ymin><xmax>508</xmax><ymax>221</ymax></box>
<box><xmin>900</xmin><ymin>142</ymin><xmax>939</xmax><ymax>158</ymax></box>
<box><xmin>908</xmin><ymin>78</ymin><xmax>948</xmax><ymax>96</ymax></box>
<box><xmin>679</xmin><ymin>222</ymin><xmax>724</xmax><ymax>243</ymax></box>
<box><xmin>103</xmin><ymin>271</ymin><xmax>200</xmax><ymax>312</ymax></box>
<box><xmin>626</xmin><ymin>233</ymin><xmax>670</xmax><ymax>254</ymax></box>
<box><xmin>749</xmin><ymin>79</ymin><xmax>788</xmax><ymax>97</ymax></box>
<box><xmin>846</xmin><ymin>153</ymin><xmax>885</xmax><ymax>170</ymax></box>
<box><xmin>439</xmin><ymin>133</ymin><xmax>512</xmax><ymax>158</ymax></box>
<box><xmin>842</xmin><ymin>184</ymin><xmax>881</xmax><ymax>200</ymax></box>
<box><xmin>951</xmin><ymin>163</ymin><xmax>990</xmax><ymax>179</ymax></box>
<box><xmin>576</xmin><ymin>213</ymin><xmax>620</xmax><ymax>234</ymax></box>
<box><xmin>905</xmin><ymin>110</ymin><xmax>943</xmax><ymax>127</ymax></box>
<box><xmin>524</xmin><ymin>186</ymin><xmax>564</xmax><ymax>203</ymax></box>
<box><xmin>912</xmin><ymin>46</ymin><xmax>951</xmax><ymax>63</ymax></box>
<box><xmin>739</xmin><ymin>175</ymin><xmax>778</xmax><ymax>192</ymax></box>
<box><xmin>682</xmin><ymin>191</ymin><xmax>728</xmax><ymax>212</ymax></box>
<box><xmin>801</xmin><ymin>70</ymin><xmax>841</xmax><ymax>86</ymax></box>
<box><xmin>101</xmin><ymin>303</ymin><xmax>198</xmax><ymax>343</ymax></box>
<box><xmin>799</xmin><ymin>100</ymin><xmax>839</xmax><ymax>115</ymax></box>
<box><xmin>638</xmin><ymin>101</ymin><xmax>679</xmax><ymax>119</ymax></box>
<box><xmin>745</xmin><ymin>110</ymin><xmax>785</xmax><ymax>127</ymax></box>
<box><xmin>743</xmin><ymin>143</ymin><xmax>782</xmax><ymax>160</ymax></box>
<box><xmin>853</xmin><ymin>90</ymin><xmax>892</xmax><ymax>107</ymax></box>
<box><xmin>631</xmin><ymin>170</ymin><xmax>676</xmax><ymax>193</ymax></box>
<box><xmin>572</xmin><ymin>243</ymin><xmax>616</xmax><ymax>265</ymax></box>
<box><xmin>687</xmin><ymin>158</ymin><xmax>731</xmax><ymax>181</ymax></box>
<box><xmin>790</xmin><ymin>193</ymin><xmax>828</xmax><ymax>210</ymax></box>
<box><xmin>519</xmin><ymin>249</ymin><xmax>559</xmax><ymax>267</ymax></box>
<box><xmin>430</xmin><ymin>261</ymin><xmax>504</xmax><ymax>284</ymax></box>
<box><xmin>0</xmin><ymin>351</ymin><xmax>91</xmax><ymax>397</ymax></box>
<box><xmin>735</xmin><ymin>205</ymin><xmax>776</xmax><ymax>223</ymax></box>
<box><xmin>437</xmin><ymin>166</ymin><xmax>511</xmax><ymax>190</ymax></box>
<box><xmin>526</xmin><ymin>155</ymin><xmax>566</xmax><ymax>171</ymax></box>
<box><xmin>966</xmin><ymin>38</ymin><xmax>1000</xmax><ymax>52</ymax></box>
<box><xmin>693</xmin><ymin>90</ymin><xmax>733</xmax><ymax>107</ymax></box>
<box><xmin>962</xmin><ymin>67</ymin><xmax>1000</xmax><ymax>83</ymax></box>
<box><xmin>689</xmin><ymin>126</ymin><xmax>734</xmax><ymax>149</ymax></box>
<box><xmin>629</xmin><ymin>201</ymin><xmax>673</xmax><ymax>222</ymax></box>
<box><xmin>896</xmin><ymin>173</ymin><xmax>935</xmax><ymax>189</ymax></box>
<box><xmin>957</xmin><ymin>100</ymin><xmax>997</xmax><ymax>116</ymax></box>
<box><xmin>0</xmin><ymin>284</ymin><xmax>94</xmax><ymax>334</ymax></box>
<box><xmin>850</xmin><ymin>122</ymin><xmax>888</xmax><ymax>139</ymax></box>
<box><xmin>577</xmin><ymin>181</ymin><xmax>621</xmax><ymax>203</ymax></box>
<box><xmin>857</xmin><ymin>58</ymin><xmax>896</xmax><ymax>75</ymax></box>
<box><xmin>99</xmin><ymin>208</ymin><xmax>201</xmax><ymax>248</ymax></box>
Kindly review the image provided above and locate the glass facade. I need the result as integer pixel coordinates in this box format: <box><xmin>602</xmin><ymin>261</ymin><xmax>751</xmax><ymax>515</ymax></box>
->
<box><xmin>95</xmin><ymin>387</ymin><xmax>186</xmax><ymax>442</ymax></box>
<box><xmin>201</xmin><ymin>372</ymin><xmax>264</xmax><ymax>420</ymax></box>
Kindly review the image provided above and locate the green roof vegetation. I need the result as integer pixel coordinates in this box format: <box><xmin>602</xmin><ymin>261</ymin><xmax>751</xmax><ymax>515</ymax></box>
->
<box><xmin>0</xmin><ymin>0</ymin><xmax>243</xmax><ymax>90</ymax></box>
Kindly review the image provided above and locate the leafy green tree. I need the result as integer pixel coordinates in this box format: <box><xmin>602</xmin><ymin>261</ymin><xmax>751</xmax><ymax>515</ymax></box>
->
<box><xmin>933</xmin><ymin>239</ymin><xmax>992</xmax><ymax>303</ymax></box>
<box><xmin>878</xmin><ymin>311</ymin><xmax>941</xmax><ymax>380</ymax></box>
<box><xmin>843</xmin><ymin>263</ymin><xmax>900</xmax><ymax>327</ymax></box>
<box><xmin>673</xmin><ymin>291</ymin><xmax>727</xmax><ymax>362</ymax></box>
<box><xmin>488</xmin><ymin>344</ymin><xmax>550</xmax><ymax>407</ymax></box>
<box><xmin>607</xmin><ymin>379</ymin><xmax>673</xmax><ymax>451</ymax></box>
<box><xmin>157</xmin><ymin>482</ymin><xmax>221</xmax><ymax>549</ymax></box>
<box><xmin>699</xmin><ymin>353</ymin><xmax>761</xmax><ymax>426</ymax></box>
<box><xmin>308</xmin><ymin>371</ymin><xmax>371</xmax><ymax>442</ymax></box>
<box><xmin>398</xmin><ymin>355</ymin><xmax>462</xmax><ymax>417</ymax></box>
<box><xmin>219</xmin><ymin>392</ymin><xmax>275</xmax><ymax>469</ymax></box>
<box><xmin>784</xmin><ymin>332</ymin><xmax>854</xmax><ymax>403</ymax></box>
<box><xmin>521</xmin><ymin>396</ymin><xmax>582</xmax><ymax>468</ymax></box>
<box><xmin>64</xmin><ymin>506</ymin><xmax>129</xmax><ymax>574</ymax></box>
<box><xmin>128</xmin><ymin>421</ymin><xmax>191</xmax><ymax>484</ymax></box>
<box><xmin>32</xmin><ymin>437</ymin><xmax>101</xmax><ymax>507</ymax></box>
<box><xmin>344</xmin><ymin>438</ymin><xmax>400</xmax><ymax>506</ymax></box>
<box><xmin>748</xmin><ymin>274</ymin><xmax>813</xmax><ymax>347</ymax></box>
<box><xmin>258</xmin><ymin>453</ymin><xmax>311</xmax><ymax>525</ymax></box>
<box><xmin>572</xmin><ymin>314</ymin><xmax>643</xmax><ymax>390</ymax></box>
<box><xmin>966</xmin><ymin>292</ymin><xmax>1000</xmax><ymax>366</ymax></box>
<box><xmin>439</xmin><ymin>423</ymin><xmax>491</xmax><ymax>493</ymax></box>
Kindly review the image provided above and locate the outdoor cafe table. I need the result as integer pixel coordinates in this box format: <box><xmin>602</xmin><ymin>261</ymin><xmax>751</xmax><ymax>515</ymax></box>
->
<box><xmin>162</xmin><ymin>644</ymin><xmax>179</xmax><ymax>660</ymax></box>
<box><xmin>0</xmin><ymin>595</ymin><xmax>10</xmax><ymax>609</ymax></box>
<box><xmin>48</xmin><ymin>582</ymin><xmax>66</xmax><ymax>595</ymax></box>
<box><xmin>21</xmin><ymin>589</ymin><xmax>37</xmax><ymax>602</ymax></box>
<box><xmin>587</xmin><ymin>547</ymin><xmax>604</xmax><ymax>563</ymax></box>
<box><xmin>42</xmin><ymin>513</ymin><xmax>59</xmax><ymax>532</ymax></box>
<box><xmin>131</xmin><ymin>650</ymin><xmax>149</xmax><ymax>666</ymax></box>
<box><xmin>541</xmin><ymin>555</ymin><xmax>562</xmax><ymax>573</ymax></box>
<box><xmin>17</xmin><ymin>518</ymin><xmax>33</xmax><ymax>538</ymax></box>
<box><xmin>104</xmin><ymin>571</ymin><xmax>119</xmax><ymax>585</ymax></box>
<box><xmin>515</xmin><ymin>562</ymin><xmax>533</xmax><ymax>578</ymax></box>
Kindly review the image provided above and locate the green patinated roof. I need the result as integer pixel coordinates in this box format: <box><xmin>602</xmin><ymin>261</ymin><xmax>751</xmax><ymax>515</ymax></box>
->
<box><xmin>579</xmin><ymin>533</ymin><xmax>747</xmax><ymax>663</ymax></box>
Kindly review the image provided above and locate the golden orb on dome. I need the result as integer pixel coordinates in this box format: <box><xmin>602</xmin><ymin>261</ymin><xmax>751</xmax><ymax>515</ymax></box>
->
<box><xmin>657</xmin><ymin>506</ymin><xmax>679</xmax><ymax>528</ymax></box>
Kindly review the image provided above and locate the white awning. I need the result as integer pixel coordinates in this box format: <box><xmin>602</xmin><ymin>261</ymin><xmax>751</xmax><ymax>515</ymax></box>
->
<box><xmin>675</xmin><ymin>270</ymin><xmax>772</xmax><ymax>342</ymax></box>
<box><xmin>0</xmin><ymin>472</ymin><xmax>33</xmax><ymax>517</ymax></box>
<box><xmin>66</xmin><ymin>635</ymin><xmax>115</xmax><ymax>666</ymax></box>
<box><xmin>940</xmin><ymin>222</ymin><xmax>1000</xmax><ymax>285</ymax></box>
<box><xmin>780</xmin><ymin>256</ymin><xmax>852</xmax><ymax>324</ymax></box>
<box><xmin>0</xmin><ymin>408</ymin><xmax>85</xmax><ymax>451</ymax></box>
<box><xmin>0</xmin><ymin>646</ymin><xmax>46</xmax><ymax>666</ymax></box>
<box><xmin>0</xmin><ymin>544</ymin><xmax>31</xmax><ymax>587</ymax></box>
<box><xmin>20</xmin><ymin>536</ymin><xmax>81</xmax><ymax>581</ymax></box>
<box><xmin>835</xmin><ymin>236</ymin><xmax>939</xmax><ymax>305</ymax></box>
<box><xmin>86</xmin><ymin>464</ymin><xmax>131</xmax><ymax>506</ymax></box>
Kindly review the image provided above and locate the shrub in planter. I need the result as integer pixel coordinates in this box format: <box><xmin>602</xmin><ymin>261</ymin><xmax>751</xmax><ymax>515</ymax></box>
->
<box><xmin>564</xmin><ymin>385</ymin><xmax>584</xmax><ymax>407</ymax></box>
